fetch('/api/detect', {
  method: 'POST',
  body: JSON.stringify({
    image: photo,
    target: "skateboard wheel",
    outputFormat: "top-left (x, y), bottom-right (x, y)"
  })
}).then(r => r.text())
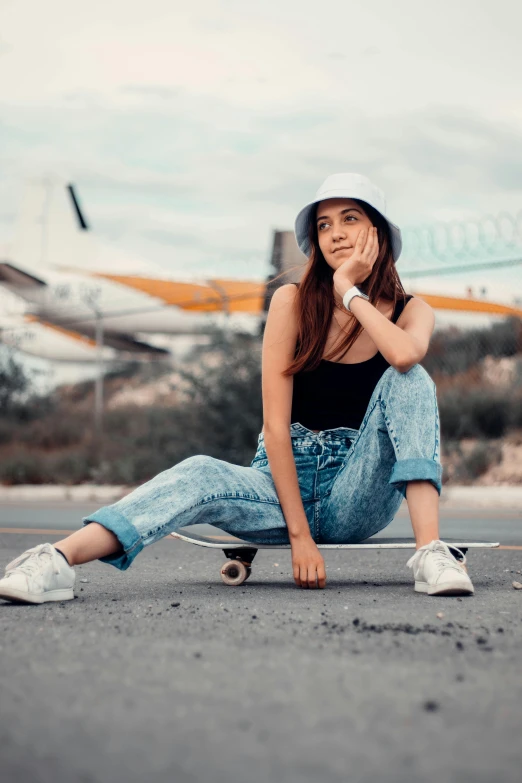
top-left (220, 559), bottom-right (248, 586)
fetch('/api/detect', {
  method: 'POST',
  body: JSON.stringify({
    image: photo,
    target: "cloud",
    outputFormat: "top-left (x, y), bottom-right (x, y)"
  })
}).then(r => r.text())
top-left (383, 109), bottom-right (522, 191)
top-left (1, 0), bottom-right (522, 281)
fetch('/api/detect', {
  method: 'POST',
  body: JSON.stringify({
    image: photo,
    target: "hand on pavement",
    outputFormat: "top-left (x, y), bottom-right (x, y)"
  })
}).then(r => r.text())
top-left (291, 536), bottom-right (326, 589)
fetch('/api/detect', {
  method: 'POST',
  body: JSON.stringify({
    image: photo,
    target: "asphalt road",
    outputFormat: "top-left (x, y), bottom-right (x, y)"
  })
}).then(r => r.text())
top-left (1, 506), bottom-right (521, 783)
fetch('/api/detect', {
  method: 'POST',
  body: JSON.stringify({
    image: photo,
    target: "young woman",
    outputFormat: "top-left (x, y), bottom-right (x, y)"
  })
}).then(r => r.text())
top-left (0, 172), bottom-right (474, 604)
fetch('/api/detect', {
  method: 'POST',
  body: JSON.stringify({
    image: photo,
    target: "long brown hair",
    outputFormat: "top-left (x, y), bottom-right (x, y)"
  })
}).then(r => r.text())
top-left (280, 198), bottom-right (408, 376)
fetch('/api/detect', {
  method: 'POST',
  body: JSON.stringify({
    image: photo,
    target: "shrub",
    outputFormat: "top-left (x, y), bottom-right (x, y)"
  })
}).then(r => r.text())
top-left (439, 388), bottom-right (512, 439)
top-left (0, 455), bottom-right (53, 485)
top-left (18, 413), bottom-right (90, 449)
top-left (424, 316), bottom-right (522, 377)
top-left (2, 325), bottom-right (520, 486)
top-left (460, 440), bottom-right (503, 480)
top-left (469, 394), bottom-right (511, 438)
top-left (0, 418), bottom-right (17, 446)
top-left (0, 350), bottom-right (30, 414)
top-left (49, 451), bottom-right (93, 484)
top-left (508, 394), bottom-right (522, 429)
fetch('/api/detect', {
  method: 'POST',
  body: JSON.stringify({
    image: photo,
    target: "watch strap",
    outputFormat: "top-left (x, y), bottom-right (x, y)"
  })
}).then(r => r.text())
top-left (342, 286), bottom-right (370, 312)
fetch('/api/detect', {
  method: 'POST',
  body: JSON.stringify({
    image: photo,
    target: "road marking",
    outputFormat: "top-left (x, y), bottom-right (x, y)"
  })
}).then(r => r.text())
top-left (0, 528), bottom-right (76, 535)
top-left (0, 529), bottom-right (189, 539)
top-left (498, 545), bottom-right (522, 551)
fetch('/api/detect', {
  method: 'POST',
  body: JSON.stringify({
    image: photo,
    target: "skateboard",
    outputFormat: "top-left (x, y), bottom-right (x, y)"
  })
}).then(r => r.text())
top-left (171, 527), bottom-right (500, 586)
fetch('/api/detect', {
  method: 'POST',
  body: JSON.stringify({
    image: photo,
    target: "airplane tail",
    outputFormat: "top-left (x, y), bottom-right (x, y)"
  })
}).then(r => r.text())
top-left (9, 177), bottom-right (95, 276)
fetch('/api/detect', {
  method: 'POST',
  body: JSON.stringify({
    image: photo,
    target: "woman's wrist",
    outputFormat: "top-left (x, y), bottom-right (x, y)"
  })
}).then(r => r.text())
top-left (288, 528), bottom-right (313, 542)
top-left (332, 276), bottom-right (355, 299)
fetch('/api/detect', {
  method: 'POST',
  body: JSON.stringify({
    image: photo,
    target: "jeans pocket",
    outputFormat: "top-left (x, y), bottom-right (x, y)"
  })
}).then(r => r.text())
top-left (250, 458), bottom-right (270, 470)
top-left (250, 441), bottom-right (268, 468)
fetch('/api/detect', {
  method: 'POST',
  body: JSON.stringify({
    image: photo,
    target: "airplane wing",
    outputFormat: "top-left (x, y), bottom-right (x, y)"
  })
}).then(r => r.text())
top-left (26, 316), bottom-right (170, 355)
top-left (91, 274), bottom-right (266, 313)
top-left (0, 313), bottom-right (171, 361)
top-left (0, 262), bottom-right (46, 288)
top-left (100, 333), bottom-right (170, 355)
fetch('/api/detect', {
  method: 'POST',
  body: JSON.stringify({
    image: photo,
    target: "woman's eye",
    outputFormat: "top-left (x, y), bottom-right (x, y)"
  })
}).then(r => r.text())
top-left (318, 216), bottom-right (356, 230)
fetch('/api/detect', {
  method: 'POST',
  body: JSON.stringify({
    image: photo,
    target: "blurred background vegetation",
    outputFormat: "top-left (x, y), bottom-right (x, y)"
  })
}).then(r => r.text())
top-left (1, 315), bottom-right (522, 486)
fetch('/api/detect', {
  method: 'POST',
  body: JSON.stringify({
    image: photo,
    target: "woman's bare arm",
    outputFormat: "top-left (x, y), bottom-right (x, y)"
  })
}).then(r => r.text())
top-left (261, 284), bottom-right (326, 588)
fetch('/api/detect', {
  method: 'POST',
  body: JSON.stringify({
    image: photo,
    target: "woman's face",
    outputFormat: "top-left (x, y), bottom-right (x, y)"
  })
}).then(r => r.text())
top-left (315, 197), bottom-right (374, 273)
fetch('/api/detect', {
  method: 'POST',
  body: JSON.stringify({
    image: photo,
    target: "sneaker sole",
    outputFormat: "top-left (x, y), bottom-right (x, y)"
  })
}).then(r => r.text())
top-left (0, 586), bottom-right (74, 604)
top-left (414, 581), bottom-right (474, 596)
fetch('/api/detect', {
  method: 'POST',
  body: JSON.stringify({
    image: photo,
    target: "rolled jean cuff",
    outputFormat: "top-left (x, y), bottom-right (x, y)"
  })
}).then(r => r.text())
top-left (82, 505), bottom-right (144, 571)
top-left (388, 458), bottom-right (443, 499)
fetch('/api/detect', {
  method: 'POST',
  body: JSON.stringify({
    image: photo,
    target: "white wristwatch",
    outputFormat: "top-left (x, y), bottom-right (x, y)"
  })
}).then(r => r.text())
top-left (342, 285), bottom-right (370, 312)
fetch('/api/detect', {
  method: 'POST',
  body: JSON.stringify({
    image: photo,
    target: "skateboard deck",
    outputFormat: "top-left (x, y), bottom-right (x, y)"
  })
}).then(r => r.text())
top-left (171, 526), bottom-right (500, 586)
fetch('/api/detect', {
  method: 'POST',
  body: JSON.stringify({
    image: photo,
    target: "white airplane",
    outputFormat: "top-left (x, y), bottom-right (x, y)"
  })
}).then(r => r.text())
top-left (2, 178), bottom-right (521, 363)
top-left (0, 178), bottom-right (266, 362)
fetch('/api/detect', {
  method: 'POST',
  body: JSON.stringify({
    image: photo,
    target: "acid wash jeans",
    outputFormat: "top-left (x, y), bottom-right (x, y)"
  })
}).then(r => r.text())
top-left (82, 363), bottom-right (442, 571)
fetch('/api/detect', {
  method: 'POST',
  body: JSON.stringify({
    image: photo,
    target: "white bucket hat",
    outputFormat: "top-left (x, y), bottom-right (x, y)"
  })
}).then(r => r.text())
top-left (294, 172), bottom-right (402, 262)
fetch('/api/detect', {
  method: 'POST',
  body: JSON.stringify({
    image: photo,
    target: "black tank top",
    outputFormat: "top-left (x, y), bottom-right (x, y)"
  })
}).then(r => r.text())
top-left (290, 293), bottom-right (415, 431)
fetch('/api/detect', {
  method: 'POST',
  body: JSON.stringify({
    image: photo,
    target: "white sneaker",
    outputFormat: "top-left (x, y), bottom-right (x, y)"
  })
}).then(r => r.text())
top-left (406, 539), bottom-right (474, 596)
top-left (0, 543), bottom-right (75, 604)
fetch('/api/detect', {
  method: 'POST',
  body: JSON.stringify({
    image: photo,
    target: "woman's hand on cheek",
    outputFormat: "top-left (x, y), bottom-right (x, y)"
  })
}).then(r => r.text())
top-left (333, 226), bottom-right (379, 293)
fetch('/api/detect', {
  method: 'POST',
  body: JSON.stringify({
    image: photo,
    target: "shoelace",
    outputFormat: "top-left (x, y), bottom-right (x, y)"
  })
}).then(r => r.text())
top-left (5, 543), bottom-right (61, 578)
top-left (406, 540), bottom-right (467, 575)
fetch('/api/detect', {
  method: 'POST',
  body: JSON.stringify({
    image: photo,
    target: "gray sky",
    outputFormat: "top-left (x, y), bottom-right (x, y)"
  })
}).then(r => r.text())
top-left (1, 0), bottom-right (521, 289)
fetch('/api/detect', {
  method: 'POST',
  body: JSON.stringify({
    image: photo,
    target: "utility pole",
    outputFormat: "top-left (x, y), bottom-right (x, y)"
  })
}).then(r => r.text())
top-left (80, 286), bottom-right (104, 455)
top-left (209, 280), bottom-right (231, 341)
top-left (94, 305), bottom-right (104, 443)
